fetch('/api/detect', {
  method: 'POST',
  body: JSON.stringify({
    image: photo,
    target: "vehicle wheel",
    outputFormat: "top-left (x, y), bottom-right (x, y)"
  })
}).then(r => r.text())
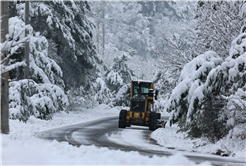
top-left (157, 113), bottom-right (161, 119)
top-left (149, 112), bottom-right (157, 131)
top-left (118, 110), bottom-right (127, 128)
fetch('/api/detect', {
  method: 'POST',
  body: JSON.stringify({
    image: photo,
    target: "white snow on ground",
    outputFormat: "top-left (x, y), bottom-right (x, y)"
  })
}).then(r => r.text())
top-left (151, 123), bottom-right (246, 159)
top-left (108, 125), bottom-right (164, 150)
top-left (2, 104), bottom-right (211, 165)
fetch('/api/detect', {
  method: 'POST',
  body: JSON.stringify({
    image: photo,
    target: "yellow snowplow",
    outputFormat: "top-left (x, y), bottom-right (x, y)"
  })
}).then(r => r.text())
top-left (118, 80), bottom-right (165, 131)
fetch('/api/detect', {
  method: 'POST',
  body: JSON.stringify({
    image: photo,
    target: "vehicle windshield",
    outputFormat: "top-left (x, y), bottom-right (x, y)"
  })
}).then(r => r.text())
top-left (132, 82), bottom-right (151, 97)
top-left (141, 83), bottom-right (150, 94)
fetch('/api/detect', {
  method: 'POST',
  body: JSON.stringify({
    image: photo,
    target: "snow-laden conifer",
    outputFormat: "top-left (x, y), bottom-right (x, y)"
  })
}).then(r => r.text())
top-left (166, 51), bottom-right (223, 141)
top-left (14, 1), bottom-right (100, 89)
top-left (206, 32), bottom-right (246, 144)
top-left (105, 54), bottom-right (133, 93)
top-left (1, 17), bottom-right (32, 74)
top-left (6, 17), bottom-right (68, 121)
top-left (9, 79), bottom-right (68, 122)
top-left (104, 54), bottom-right (134, 106)
top-left (112, 83), bottom-right (131, 107)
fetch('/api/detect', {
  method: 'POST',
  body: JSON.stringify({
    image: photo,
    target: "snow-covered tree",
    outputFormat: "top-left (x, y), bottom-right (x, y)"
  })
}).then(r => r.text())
top-left (1, 17), bottom-right (31, 75)
top-left (156, 32), bottom-right (195, 81)
top-left (13, 1), bottom-right (101, 89)
top-left (94, 77), bottom-right (113, 105)
top-left (5, 16), bottom-right (68, 122)
top-left (193, 1), bottom-right (244, 59)
top-left (112, 83), bottom-right (131, 107)
top-left (105, 54), bottom-right (133, 92)
top-left (9, 79), bottom-right (68, 122)
top-left (88, 1), bottom-right (153, 58)
top-left (167, 6), bottom-right (246, 142)
top-left (208, 32), bottom-right (246, 142)
top-left (166, 51), bottom-right (223, 141)
top-left (139, 1), bottom-right (196, 21)
top-left (9, 17), bottom-right (68, 121)
top-left (104, 54), bottom-right (134, 106)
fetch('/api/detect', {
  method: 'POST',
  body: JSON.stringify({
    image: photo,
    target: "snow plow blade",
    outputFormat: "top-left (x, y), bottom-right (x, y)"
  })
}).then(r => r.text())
top-left (157, 120), bottom-right (167, 128)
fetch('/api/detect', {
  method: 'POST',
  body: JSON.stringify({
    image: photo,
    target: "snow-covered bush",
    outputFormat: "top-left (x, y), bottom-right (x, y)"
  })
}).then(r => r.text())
top-left (94, 78), bottom-right (113, 105)
top-left (152, 70), bottom-right (175, 113)
top-left (166, 51), bottom-right (223, 141)
top-left (9, 79), bottom-right (68, 122)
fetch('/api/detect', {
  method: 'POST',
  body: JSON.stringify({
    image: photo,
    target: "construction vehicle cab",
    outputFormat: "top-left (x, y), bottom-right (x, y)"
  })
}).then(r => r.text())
top-left (118, 80), bottom-right (164, 131)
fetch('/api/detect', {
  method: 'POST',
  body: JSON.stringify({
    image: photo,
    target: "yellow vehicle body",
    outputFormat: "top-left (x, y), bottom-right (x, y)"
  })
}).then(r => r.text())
top-left (118, 80), bottom-right (163, 131)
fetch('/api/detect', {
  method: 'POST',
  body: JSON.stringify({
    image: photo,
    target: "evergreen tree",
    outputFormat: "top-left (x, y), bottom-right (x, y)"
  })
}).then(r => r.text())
top-left (167, 15), bottom-right (246, 142)
top-left (6, 17), bottom-right (68, 122)
top-left (166, 51), bottom-right (223, 142)
top-left (206, 31), bottom-right (246, 142)
top-left (14, 1), bottom-right (101, 90)
top-left (105, 54), bottom-right (133, 92)
top-left (105, 54), bottom-right (134, 106)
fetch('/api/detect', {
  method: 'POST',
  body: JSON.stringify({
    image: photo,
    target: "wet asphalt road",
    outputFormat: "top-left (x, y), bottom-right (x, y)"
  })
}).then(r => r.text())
top-left (39, 116), bottom-right (245, 166)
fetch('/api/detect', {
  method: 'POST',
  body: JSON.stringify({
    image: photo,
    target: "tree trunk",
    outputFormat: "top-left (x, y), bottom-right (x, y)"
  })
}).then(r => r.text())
top-left (24, 1), bottom-right (29, 79)
top-left (1, 1), bottom-right (9, 134)
top-left (96, 2), bottom-right (100, 54)
top-left (102, 1), bottom-right (105, 56)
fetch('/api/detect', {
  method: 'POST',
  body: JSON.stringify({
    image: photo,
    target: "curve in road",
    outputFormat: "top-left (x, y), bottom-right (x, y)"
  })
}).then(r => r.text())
top-left (39, 116), bottom-right (245, 166)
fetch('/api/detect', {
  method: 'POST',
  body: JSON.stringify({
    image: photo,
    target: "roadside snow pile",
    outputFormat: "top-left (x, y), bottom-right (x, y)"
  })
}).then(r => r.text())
top-left (2, 136), bottom-right (211, 165)
top-left (151, 123), bottom-right (245, 159)
top-left (9, 104), bottom-right (119, 138)
top-left (2, 104), bottom-right (210, 165)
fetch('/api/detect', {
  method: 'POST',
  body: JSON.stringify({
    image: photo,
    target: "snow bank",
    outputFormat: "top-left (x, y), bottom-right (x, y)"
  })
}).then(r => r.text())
top-left (151, 123), bottom-right (246, 159)
top-left (2, 136), bottom-right (210, 165)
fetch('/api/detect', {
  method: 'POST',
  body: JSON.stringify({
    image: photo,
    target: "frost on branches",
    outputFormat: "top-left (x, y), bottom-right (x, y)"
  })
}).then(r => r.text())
top-left (194, 1), bottom-right (244, 59)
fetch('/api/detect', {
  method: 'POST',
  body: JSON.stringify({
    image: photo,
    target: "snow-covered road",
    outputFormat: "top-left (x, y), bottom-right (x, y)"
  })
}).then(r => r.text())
top-left (2, 104), bottom-right (245, 165)
top-left (40, 115), bottom-right (245, 166)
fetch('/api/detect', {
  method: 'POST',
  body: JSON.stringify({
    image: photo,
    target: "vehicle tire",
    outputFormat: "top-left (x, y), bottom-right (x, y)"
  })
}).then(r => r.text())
top-left (149, 112), bottom-right (157, 131)
top-left (118, 110), bottom-right (127, 128)
top-left (157, 113), bottom-right (161, 119)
